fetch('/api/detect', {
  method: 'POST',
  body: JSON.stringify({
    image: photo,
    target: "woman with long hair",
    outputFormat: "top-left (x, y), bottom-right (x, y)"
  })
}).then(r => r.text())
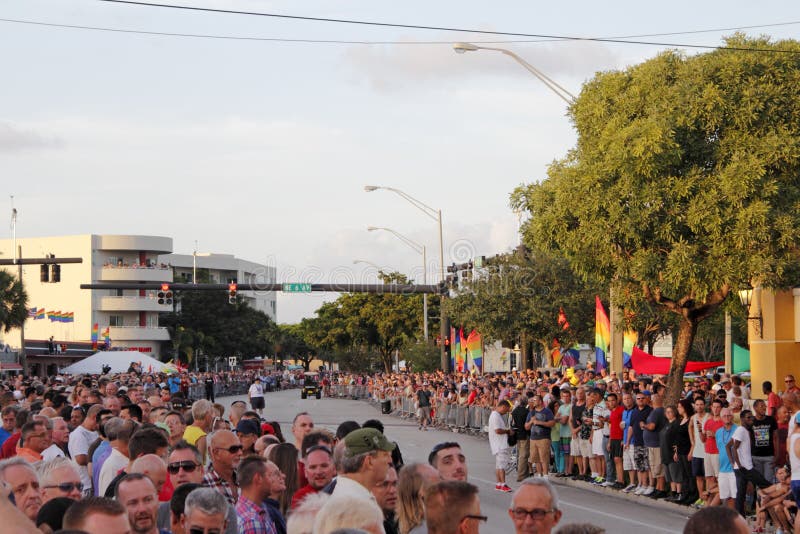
top-left (397, 464), bottom-right (438, 534)
top-left (267, 442), bottom-right (299, 516)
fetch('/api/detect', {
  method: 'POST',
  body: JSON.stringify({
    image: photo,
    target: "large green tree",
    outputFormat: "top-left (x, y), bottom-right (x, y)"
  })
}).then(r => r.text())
top-left (512, 35), bottom-right (800, 405)
top-left (445, 249), bottom-right (601, 368)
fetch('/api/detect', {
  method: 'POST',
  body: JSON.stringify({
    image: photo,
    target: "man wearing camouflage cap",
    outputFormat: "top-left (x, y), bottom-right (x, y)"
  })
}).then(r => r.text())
top-left (332, 427), bottom-right (395, 502)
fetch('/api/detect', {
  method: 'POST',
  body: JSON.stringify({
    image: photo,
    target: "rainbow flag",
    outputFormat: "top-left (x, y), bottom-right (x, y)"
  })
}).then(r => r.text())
top-left (455, 327), bottom-right (466, 372)
top-left (551, 339), bottom-right (562, 368)
top-left (465, 329), bottom-right (483, 372)
top-left (623, 330), bottom-right (638, 368)
top-left (449, 327), bottom-right (457, 371)
top-left (91, 323), bottom-right (99, 350)
top-left (102, 327), bottom-right (111, 348)
top-left (558, 307), bottom-right (570, 330)
top-left (35, 308), bottom-right (45, 320)
top-left (595, 296), bottom-right (610, 371)
top-left (28, 307), bottom-right (37, 318)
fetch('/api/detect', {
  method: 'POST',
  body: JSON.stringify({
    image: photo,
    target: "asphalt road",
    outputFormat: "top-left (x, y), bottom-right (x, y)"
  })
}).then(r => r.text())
top-left (217, 389), bottom-right (690, 533)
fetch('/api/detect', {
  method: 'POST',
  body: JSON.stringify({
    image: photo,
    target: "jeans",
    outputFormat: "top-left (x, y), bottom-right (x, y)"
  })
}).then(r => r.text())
top-left (602, 435), bottom-right (614, 482)
top-left (752, 456), bottom-right (775, 484)
top-left (734, 467), bottom-right (771, 515)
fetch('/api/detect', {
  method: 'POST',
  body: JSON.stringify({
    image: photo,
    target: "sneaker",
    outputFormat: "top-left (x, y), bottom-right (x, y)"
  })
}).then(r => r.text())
top-left (622, 484), bottom-right (637, 493)
top-left (601, 481), bottom-right (615, 487)
top-left (495, 483), bottom-right (502, 491)
top-left (692, 499), bottom-right (705, 508)
top-left (499, 484), bottom-right (513, 493)
top-left (633, 486), bottom-right (645, 495)
top-left (612, 482), bottom-right (626, 490)
top-left (642, 486), bottom-right (655, 496)
top-left (592, 477), bottom-right (605, 485)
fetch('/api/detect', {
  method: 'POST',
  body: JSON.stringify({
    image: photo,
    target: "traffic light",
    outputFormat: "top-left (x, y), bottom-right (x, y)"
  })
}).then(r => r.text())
top-left (228, 282), bottom-right (237, 304)
top-left (40, 264), bottom-right (49, 283)
top-left (50, 264), bottom-right (61, 283)
top-left (157, 284), bottom-right (173, 305)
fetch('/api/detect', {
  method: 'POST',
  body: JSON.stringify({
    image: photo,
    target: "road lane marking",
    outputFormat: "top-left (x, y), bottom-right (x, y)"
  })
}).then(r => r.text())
top-left (559, 499), bottom-right (684, 533)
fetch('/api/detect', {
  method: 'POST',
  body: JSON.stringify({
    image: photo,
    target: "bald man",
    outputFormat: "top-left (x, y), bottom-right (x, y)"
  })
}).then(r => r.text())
top-left (131, 454), bottom-right (168, 495)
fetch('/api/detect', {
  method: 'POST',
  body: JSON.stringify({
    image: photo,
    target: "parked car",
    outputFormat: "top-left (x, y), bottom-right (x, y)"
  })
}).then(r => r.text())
top-left (301, 371), bottom-right (321, 399)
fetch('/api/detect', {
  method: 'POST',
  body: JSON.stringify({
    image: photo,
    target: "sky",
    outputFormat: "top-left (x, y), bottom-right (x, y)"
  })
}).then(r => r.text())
top-left (2, 0), bottom-right (800, 323)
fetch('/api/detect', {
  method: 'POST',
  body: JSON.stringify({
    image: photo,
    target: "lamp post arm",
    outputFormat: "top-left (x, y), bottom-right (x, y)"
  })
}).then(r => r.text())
top-left (494, 48), bottom-right (576, 103)
top-left (384, 187), bottom-right (439, 222)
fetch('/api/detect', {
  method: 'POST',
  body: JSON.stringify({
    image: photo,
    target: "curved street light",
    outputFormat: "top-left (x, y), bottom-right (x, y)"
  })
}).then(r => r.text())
top-left (367, 226), bottom-right (428, 340)
top-left (453, 42), bottom-right (576, 104)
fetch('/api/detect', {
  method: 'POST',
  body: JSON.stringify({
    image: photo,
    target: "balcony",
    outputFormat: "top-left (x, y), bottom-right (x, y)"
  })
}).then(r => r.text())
top-left (99, 296), bottom-right (172, 312)
top-left (109, 326), bottom-right (170, 341)
top-left (98, 266), bottom-right (173, 283)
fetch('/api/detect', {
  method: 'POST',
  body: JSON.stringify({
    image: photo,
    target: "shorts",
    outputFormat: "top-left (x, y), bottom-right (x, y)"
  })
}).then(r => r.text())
top-left (791, 480), bottom-right (800, 508)
top-left (634, 446), bottom-right (650, 472)
top-left (591, 430), bottom-right (606, 456)
top-left (718, 472), bottom-right (737, 500)
top-left (609, 439), bottom-right (623, 459)
top-left (623, 445), bottom-right (635, 471)
top-left (691, 457), bottom-right (705, 478)
top-left (647, 447), bottom-right (664, 477)
top-left (570, 437), bottom-right (587, 457)
top-left (704, 454), bottom-right (720, 478)
top-left (559, 437), bottom-right (571, 455)
top-left (495, 448), bottom-right (512, 470)
top-left (250, 396), bottom-right (265, 409)
top-left (530, 439), bottom-right (552, 466)
top-left (578, 438), bottom-right (593, 458)
top-left (417, 407), bottom-right (431, 420)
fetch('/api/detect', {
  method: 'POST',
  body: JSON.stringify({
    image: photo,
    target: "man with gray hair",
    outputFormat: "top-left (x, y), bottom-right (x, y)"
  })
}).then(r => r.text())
top-left (42, 416), bottom-right (70, 461)
top-left (332, 428), bottom-right (395, 502)
top-left (508, 478), bottom-right (562, 534)
top-left (98, 417), bottom-right (137, 496)
top-left (0, 456), bottom-right (42, 522)
top-left (182, 487), bottom-right (229, 534)
top-left (37, 456), bottom-right (84, 503)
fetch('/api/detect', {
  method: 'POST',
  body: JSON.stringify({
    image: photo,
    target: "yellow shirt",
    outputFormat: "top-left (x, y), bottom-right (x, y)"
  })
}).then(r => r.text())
top-left (183, 425), bottom-right (206, 446)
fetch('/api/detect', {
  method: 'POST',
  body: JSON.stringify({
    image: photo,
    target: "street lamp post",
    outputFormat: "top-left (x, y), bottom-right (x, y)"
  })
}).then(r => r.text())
top-left (192, 241), bottom-right (212, 285)
top-left (365, 186), bottom-right (448, 369)
top-left (453, 42), bottom-right (576, 104)
top-left (367, 226), bottom-right (428, 341)
top-left (353, 259), bottom-right (382, 271)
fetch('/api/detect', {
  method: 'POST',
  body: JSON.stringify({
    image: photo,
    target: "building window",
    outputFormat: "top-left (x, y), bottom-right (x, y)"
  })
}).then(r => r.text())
top-left (110, 289), bottom-right (123, 297)
top-left (109, 315), bottom-right (124, 327)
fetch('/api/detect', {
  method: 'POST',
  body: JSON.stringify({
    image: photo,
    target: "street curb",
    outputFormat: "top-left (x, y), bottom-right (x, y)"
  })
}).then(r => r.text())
top-left (549, 477), bottom-right (695, 516)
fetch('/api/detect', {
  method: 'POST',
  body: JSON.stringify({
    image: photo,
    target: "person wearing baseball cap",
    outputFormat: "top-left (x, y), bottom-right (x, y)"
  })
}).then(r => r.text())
top-left (331, 428), bottom-right (395, 502)
top-left (235, 419), bottom-right (260, 455)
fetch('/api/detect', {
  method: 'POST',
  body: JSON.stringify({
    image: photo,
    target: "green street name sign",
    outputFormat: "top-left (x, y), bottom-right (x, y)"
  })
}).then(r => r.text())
top-left (282, 283), bottom-right (312, 293)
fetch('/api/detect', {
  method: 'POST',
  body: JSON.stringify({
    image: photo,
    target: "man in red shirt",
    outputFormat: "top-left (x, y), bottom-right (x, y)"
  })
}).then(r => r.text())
top-left (606, 393), bottom-right (625, 489)
top-left (290, 445), bottom-right (335, 509)
top-left (700, 399), bottom-right (725, 507)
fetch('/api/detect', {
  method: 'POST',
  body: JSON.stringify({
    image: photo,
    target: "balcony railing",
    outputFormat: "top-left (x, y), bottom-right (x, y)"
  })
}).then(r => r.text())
top-left (108, 326), bottom-right (170, 341)
top-left (98, 267), bottom-right (173, 283)
top-left (99, 296), bottom-right (172, 312)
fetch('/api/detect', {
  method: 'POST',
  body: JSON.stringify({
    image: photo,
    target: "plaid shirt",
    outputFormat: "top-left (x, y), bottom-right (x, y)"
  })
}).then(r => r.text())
top-left (236, 495), bottom-right (277, 534)
top-left (202, 466), bottom-right (239, 506)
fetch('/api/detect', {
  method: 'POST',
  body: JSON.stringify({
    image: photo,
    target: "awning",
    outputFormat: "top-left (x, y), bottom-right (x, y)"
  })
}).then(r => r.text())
top-left (0, 363), bottom-right (23, 371)
top-left (630, 347), bottom-right (721, 375)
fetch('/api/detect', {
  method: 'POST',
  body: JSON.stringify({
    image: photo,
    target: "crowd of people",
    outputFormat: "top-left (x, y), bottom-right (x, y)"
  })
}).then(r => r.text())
top-left (0, 364), bottom-right (796, 534)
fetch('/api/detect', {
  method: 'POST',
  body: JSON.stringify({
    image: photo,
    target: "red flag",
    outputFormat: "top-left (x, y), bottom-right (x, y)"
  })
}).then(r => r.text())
top-left (558, 307), bottom-right (570, 330)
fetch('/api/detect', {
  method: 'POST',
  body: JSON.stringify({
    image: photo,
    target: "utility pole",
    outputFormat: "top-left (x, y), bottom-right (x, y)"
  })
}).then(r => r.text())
top-left (17, 245), bottom-right (25, 374)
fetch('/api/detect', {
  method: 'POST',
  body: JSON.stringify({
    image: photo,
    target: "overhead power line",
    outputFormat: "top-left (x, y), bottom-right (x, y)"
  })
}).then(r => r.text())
top-left (93, 0), bottom-right (800, 53)
top-left (4, 14), bottom-right (800, 46)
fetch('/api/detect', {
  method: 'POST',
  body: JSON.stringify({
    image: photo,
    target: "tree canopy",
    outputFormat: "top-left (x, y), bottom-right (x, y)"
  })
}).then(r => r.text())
top-left (0, 271), bottom-right (27, 333)
top-left (512, 35), bottom-right (800, 404)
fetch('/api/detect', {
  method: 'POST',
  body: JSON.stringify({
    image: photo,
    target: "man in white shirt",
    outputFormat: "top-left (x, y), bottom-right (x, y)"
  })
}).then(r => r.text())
top-left (98, 417), bottom-right (136, 496)
top-left (68, 404), bottom-right (102, 496)
top-left (728, 410), bottom-right (770, 516)
top-left (42, 417), bottom-right (70, 461)
top-left (488, 400), bottom-right (513, 493)
top-left (331, 427), bottom-right (395, 502)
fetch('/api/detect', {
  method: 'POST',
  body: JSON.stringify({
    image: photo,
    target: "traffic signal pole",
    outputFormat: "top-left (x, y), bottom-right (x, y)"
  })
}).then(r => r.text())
top-left (81, 282), bottom-right (446, 294)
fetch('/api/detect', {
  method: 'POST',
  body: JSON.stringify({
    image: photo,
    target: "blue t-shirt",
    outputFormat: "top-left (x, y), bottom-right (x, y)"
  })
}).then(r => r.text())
top-left (622, 408), bottom-right (634, 443)
top-left (628, 406), bottom-right (652, 447)
top-left (168, 376), bottom-right (181, 394)
top-left (0, 427), bottom-right (11, 449)
top-left (716, 424), bottom-right (738, 473)
top-left (526, 408), bottom-right (554, 440)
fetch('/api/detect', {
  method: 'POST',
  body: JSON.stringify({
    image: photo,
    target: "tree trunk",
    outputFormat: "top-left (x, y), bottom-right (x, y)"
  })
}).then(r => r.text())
top-left (519, 332), bottom-right (528, 371)
top-left (665, 317), bottom-right (699, 406)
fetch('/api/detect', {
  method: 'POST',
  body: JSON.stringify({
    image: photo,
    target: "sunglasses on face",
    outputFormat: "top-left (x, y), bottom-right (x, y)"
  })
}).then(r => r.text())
top-left (44, 482), bottom-right (84, 493)
top-left (215, 445), bottom-right (243, 454)
top-left (167, 461), bottom-right (200, 475)
top-left (461, 515), bottom-right (488, 523)
top-left (512, 508), bottom-right (555, 520)
top-left (189, 529), bottom-right (222, 534)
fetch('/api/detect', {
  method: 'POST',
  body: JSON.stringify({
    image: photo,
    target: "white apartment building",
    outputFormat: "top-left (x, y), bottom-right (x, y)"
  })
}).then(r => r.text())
top-left (0, 234), bottom-right (173, 374)
top-left (159, 253), bottom-right (277, 321)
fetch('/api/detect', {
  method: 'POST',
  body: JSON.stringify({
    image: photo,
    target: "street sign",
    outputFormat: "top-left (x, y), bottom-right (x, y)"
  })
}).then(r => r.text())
top-left (282, 283), bottom-right (312, 293)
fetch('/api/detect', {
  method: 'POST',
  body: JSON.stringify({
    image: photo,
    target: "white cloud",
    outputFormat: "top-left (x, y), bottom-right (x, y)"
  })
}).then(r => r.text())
top-left (0, 121), bottom-right (64, 152)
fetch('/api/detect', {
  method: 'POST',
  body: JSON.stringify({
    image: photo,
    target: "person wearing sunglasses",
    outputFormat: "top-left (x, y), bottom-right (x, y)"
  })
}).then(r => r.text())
top-left (38, 456), bottom-right (84, 503)
top-left (182, 487), bottom-right (230, 534)
top-left (424, 480), bottom-right (484, 534)
top-left (508, 478), bottom-right (562, 534)
top-left (204, 430), bottom-right (243, 506)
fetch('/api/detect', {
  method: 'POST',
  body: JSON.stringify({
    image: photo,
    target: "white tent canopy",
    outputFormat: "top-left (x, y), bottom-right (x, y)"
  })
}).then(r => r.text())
top-left (61, 351), bottom-right (167, 375)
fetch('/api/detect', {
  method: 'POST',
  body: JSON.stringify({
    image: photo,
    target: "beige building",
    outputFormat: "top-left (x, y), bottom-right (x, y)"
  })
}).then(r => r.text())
top-left (0, 234), bottom-right (173, 373)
